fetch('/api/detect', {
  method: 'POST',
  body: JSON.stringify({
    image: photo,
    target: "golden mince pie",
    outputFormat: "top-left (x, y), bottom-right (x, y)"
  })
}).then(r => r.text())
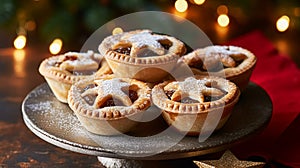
top-left (180, 45), bottom-right (256, 90)
top-left (39, 50), bottom-right (112, 103)
top-left (68, 76), bottom-right (151, 135)
top-left (152, 76), bottom-right (240, 136)
top-left (98, 29), bottom-right (186, 82)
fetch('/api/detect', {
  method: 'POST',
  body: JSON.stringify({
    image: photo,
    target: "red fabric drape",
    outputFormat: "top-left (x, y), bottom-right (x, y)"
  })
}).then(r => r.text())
top-left (227, 31), bottom-right (300, 167)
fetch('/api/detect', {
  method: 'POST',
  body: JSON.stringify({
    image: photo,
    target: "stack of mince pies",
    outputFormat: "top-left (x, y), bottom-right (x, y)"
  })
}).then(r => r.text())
top-left (39, 29), bottom-right (256, 136)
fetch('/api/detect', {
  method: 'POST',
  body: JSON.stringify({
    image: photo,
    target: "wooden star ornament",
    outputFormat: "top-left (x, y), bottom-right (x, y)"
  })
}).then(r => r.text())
top-left (193, 150), bottom-right (265, 168)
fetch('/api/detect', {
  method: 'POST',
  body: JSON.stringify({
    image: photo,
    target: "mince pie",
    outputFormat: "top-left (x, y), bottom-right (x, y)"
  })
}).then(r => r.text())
top-left (39, 50), bottom-right (112, 103)
top-left (98, 29), bottom-right (186, 82)
top-left (68, 76), bottom-right (151, 135)
top-left (151, 76), bottom-right (240, 136)
top-left (180, 45), bottom-right (256, 90)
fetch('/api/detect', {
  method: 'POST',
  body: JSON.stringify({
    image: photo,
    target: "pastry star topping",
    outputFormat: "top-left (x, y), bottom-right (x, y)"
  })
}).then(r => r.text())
top-left (81, 78), bottom-right (132, 108)
top-left (164, 77), bottom-right (225, 103)
top-left (194, 150), bottom-right (265, 168)
top-left (55, 51), bottom-right (100, 72)
top-left (117, 30), bottom-right (167, 57)
top-left (198, 46), bottom-right (248, 70)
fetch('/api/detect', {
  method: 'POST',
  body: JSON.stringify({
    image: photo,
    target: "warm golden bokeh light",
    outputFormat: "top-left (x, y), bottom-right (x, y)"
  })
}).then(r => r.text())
top-left (13, 49), bottom-right (26, 77)
top-left (14, 35), bottom-right (27, 49)
top-left (217, 14), bottom-right (230, 27)
top-left (276, 15), bottom-right (290, 32)
top-left (194, 0), bottom-right (205, 5)
top-left (217, 5), bottom-right (228, 15)
top-left (175, 0), bottom-right (188, 13)
top-left (112, 27), bottom-right (123, 35)
top-left (49, 38), bottom-right (63, 55)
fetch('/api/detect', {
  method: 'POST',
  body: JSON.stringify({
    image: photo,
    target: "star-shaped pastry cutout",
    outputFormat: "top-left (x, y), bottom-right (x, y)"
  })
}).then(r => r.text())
top-left (120, 30), bottom-right (167, 57)
top-left (59, 51), bottom-right (99, 72)
top-left (200, 46), bottom-right (247, 70)
top-left (194, 150), bottom-right (265, 168)
top-left (164, 77), bottom-right (224, 103)
top-left (81, 78), bottom-right (132, 108)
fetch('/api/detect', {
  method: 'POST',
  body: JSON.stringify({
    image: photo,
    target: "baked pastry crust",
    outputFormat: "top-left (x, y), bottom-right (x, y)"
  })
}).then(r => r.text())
top-left (68, 76), bottom-right (151, 135)
top-left (152, 76), bottom-right (240, 136)
top-left (39, 50), bottom-right (112, 103)
top-left (99, 29), bottom-right (186, 82)
top-left (180, 45), bottom-right (256, 90)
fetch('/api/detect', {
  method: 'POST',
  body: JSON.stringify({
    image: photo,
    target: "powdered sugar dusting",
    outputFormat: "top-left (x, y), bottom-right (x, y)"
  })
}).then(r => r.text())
top-left (26, 101), bottom-right (53, 112)
top-left (178, 77), bottom-right (207, 97)
top-left (61, 50), bottom-right (100, 71)
top-left (122, 30), bottom-right (165, 49)
top-left (121, 30), bottom-right (166, 56)
top-left (25, 85), bottom-right (89, 140)
top-left (81, 78), bottom-right (132, 107)
top-left (46, 50), bottom-right (102, 72)
top-left (205, 46), bottom-right (241, 56)
top-left (30, 87), bottom-right (48, 98)
top-left (95, 78), bottom-right (130, 98)
top-left (27, 100), bottom-right (87, 137)
top-left (166, 77), bottom-right (222, 103)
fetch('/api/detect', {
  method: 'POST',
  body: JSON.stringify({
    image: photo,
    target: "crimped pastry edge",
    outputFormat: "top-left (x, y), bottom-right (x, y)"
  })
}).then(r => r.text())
top-left (68, 77), bottom-right (152, 120)
top-left (105, 50), bottom-right (179, 65)
top-left (151, 75), bottom-right (240, 114)
top-left (39, 54), bottom-right (112, 84)
top-left (181, 45), bottom-right (257, 77)
top-left (99, 29), bottom-right (186, 65)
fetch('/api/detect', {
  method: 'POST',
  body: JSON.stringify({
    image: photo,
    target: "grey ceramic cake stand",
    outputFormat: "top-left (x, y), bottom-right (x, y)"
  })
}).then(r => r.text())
top-left (22, 83), bottom-right (272, 168)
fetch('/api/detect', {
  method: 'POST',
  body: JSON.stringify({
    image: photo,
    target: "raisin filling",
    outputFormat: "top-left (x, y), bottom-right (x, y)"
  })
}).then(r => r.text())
top-left (113, 39), bottom-right (172, 57)
top-left (159, 39), bottom-right (172, 50)
top-left (204, 82), bottom-right (228, 102)
top-left (114, 47), bottom-right (131, 55)
top-left (165, 90), bottom-right (175, 100)
top-left (54, 55), bottom-right (78, 67)
top-left (165, 88), bottom-right (227, 103)
top-left (190, 56), bottom-right (245, 72)
top-left (189, 59), bottom-right (205, 71)
top-left (203, 94), bottom-right (226, 102)
top-left (99, 97), bottom-right (124, 108)
top-left (161, 43), bottom-right (172, 50)
top-left (234, 60), bottom-right (243, 67)
top-left (165, 90), bottom-right (200, 104)
top-left (53, 55), bottom-right (100, 75)
top-left (129, 90), bottom-right (138, 103)
top-left (64, 55), bottom-right (78, 61)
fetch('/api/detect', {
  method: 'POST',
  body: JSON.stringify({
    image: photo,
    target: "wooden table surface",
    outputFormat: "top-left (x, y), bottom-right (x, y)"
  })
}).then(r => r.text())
top-left (0, 47), bottom-right (106, 167)
top-left (0, 11), bottom-right (299, 167)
